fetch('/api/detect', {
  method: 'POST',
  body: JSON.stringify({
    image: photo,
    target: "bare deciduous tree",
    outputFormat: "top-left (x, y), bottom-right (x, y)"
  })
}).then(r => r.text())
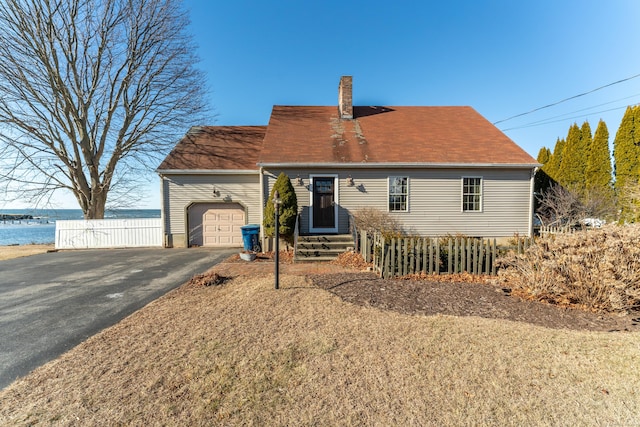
top-left (0, 0), bottom-right (207, 218)
top-left (536, 184), bottom-right (615, 227)
top-left (536, 185), bottom-right (584, 227)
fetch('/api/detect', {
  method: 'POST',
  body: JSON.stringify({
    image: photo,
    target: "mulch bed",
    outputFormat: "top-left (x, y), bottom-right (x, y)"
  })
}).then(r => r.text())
top-left (309, 272), bottom-right (640, 332)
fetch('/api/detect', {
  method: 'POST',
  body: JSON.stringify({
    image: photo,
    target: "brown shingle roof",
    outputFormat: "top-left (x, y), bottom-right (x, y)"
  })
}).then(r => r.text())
top-left (158, 126), bottom-right (266, 171)
top-left (258, 106), bottom-right (537, 165)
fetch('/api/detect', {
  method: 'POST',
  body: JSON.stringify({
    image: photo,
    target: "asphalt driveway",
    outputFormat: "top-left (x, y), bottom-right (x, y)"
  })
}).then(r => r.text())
top-left (0, 247), bottom-right (235, 390)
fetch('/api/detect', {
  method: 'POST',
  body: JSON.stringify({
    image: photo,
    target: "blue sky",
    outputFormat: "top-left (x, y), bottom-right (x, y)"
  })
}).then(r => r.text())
top-left (188, 0), bottom-right (640, 156)
top-left (11, 0), bottom-right (640, 209)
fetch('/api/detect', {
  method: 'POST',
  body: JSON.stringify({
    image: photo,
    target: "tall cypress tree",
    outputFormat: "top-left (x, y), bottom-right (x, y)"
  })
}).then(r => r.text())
top-left (558, 123), bottom-right (585, 191)
top-left (614, 106), bottom-right (640, 191)
top-left (544, 138), bottom-right (565, 183)
top-left (580, 121), bottom-right (593, 166)
top-left (535, 147), bottom-right (554, 196)
top-left (585, 120), bottom-right (614, 218)
top-left (613, 106), bottom-right (640, 222)
top-left (585, 120), bottom-right (612, 192)
top-left (537, 147), bottom-right (551, 165)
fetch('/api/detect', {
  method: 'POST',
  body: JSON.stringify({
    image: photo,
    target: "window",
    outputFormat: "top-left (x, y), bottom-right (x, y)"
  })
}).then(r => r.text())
top-left (462, 177), bottom-right (482, 212)
top-left (388, 176), bottom-right (408, 212)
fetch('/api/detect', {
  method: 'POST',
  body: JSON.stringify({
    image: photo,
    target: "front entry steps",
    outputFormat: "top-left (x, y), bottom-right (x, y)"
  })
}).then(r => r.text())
top-left (295, 234), bottom-right (354, 262)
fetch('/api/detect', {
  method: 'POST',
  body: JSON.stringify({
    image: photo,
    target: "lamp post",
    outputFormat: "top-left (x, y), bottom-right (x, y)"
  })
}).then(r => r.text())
top-left (273, 190), bottom-right (281, 290)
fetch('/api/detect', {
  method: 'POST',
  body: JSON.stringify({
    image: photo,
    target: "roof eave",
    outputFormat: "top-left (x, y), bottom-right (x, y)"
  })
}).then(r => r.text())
top-left (157, 169), bottom-right (260, 175)
top-left (257, 162), bottom-right (541, 169)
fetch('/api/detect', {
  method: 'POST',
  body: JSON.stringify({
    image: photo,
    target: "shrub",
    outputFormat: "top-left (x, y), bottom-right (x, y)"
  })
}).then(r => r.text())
top-left (496, 224), bottom-right (640, 314)
top-left (263, 173), bottom-right (298, 244)
top-left (351, 207), bottom-right (404, 239)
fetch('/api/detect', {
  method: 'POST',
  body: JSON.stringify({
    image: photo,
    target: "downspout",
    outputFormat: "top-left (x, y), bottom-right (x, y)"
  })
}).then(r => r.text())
top-left (159, 175), bottom-right (168, 247)
top-left (259, 166), bottom-right (265, 251)
top-left (528, 167), bottom-right (537, 237)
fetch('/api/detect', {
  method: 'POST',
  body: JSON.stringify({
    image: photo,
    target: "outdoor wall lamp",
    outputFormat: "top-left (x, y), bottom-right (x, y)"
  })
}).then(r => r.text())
top-left (346, 175), bottom-right (354, 187)
top-left (296, 175), bottom-right (304, 186)
top-left (212, 186), bottom-right (220, 197)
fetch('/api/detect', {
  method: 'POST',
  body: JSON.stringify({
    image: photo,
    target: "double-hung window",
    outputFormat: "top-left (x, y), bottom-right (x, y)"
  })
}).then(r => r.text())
top-left (462, 177), bottom-right (482, 212)
top-left (388, 176), bottom-right (408, 212)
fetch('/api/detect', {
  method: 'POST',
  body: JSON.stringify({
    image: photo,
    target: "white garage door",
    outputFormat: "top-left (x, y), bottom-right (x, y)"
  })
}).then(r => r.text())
top-left (188, 203), bottom-right (245, 247)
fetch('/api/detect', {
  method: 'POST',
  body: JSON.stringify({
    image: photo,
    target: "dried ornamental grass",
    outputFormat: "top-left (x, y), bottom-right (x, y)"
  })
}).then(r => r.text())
top-left (497, 224), bottom-right (640, 314)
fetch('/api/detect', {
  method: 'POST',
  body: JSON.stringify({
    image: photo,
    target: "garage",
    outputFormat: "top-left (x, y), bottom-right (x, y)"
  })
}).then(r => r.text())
top-left (188, 203), bottom-right (246, 247)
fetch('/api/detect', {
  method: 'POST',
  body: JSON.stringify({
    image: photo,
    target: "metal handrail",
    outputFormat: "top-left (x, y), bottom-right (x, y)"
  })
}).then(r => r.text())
top-left (348, 213), bottom-right (359, 253)
top-left (293, 213), bottom-right (300, 262)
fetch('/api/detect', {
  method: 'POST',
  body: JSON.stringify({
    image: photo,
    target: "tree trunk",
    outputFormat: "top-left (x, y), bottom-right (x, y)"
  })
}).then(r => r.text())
top-left (78, 188), bottom-right (107, 219)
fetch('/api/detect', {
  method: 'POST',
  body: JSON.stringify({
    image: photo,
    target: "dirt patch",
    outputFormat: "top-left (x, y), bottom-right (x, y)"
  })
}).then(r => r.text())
top-left (0, 244), bottom-right (55, 261)
top-left (187, 272), bottom-right (231, 287)
top-left (310, 272), bottom-right (640, 332)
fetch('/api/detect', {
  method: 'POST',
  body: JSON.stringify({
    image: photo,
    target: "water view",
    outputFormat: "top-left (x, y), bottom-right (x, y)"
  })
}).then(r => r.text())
top-left (0, 209), bottom-right (161, 246)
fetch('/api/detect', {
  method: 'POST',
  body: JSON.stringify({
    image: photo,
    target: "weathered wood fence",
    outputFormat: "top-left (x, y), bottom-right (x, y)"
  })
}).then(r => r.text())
top-left (538, 225), bottom-right (575, 237)
top-left (358, 231), bottom-right (534, 278)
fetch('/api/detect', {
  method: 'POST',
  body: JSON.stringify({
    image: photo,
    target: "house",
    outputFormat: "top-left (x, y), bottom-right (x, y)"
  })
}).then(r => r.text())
top-left (157, 76), bottom-right (539, 249)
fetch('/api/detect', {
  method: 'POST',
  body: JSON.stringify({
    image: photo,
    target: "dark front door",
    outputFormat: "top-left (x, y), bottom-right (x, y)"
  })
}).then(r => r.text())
top-left (313, 177), bottom-right (335, 229)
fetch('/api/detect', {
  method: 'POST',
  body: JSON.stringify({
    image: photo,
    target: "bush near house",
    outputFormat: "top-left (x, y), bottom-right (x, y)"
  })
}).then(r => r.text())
top-left (263, 173), bottom-right (298, 244)
top-left (351, 207), bottom-right (404, 239)
top-left (496, 224), bottom-right (640, 314)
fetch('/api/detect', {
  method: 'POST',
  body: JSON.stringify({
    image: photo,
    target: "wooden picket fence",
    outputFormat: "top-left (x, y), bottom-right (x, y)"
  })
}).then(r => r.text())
top-left (538, 225), bottom-right (575, 237)
top-left (358, 231), bottom-right (534, 278)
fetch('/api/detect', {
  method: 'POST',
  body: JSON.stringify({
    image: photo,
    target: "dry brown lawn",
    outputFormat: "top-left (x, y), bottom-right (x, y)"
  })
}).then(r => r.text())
top-left (1, 265), bottom-right (639, 426)
top-left (0, 244), bottom-right (54, 261)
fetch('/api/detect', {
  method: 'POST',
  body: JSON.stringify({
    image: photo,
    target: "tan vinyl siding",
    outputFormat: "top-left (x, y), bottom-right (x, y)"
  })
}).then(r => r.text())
top-left (161, 174), bottom-right (261, 246)
top-left (264, 167), bottom-right (533, 238)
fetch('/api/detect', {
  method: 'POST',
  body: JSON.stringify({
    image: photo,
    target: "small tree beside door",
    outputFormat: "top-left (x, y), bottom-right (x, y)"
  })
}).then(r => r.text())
top-left (263, 173), bottom-right (298, 244)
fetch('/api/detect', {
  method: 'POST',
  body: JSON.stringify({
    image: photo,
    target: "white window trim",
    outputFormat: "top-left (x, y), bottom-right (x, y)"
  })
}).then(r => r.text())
top-left (387, 176), bottom-right (409, 213)
top-left (309, 174), bottom-right (339, 233)
top-left (461, 176), bottom-right (483, 213)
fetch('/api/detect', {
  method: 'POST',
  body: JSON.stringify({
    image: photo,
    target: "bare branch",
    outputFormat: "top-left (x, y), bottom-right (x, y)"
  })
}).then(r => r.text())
top-left (0, 0), bottom-right (208, 218)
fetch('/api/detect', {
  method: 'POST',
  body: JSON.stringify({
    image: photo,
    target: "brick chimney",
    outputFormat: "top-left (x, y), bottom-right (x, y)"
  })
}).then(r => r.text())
top-left (338, 76), bottom-right (353, 119)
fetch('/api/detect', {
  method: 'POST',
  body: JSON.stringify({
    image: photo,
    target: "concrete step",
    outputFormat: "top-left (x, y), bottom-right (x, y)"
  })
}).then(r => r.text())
top-left (295, 234), bottom-right (353, 262)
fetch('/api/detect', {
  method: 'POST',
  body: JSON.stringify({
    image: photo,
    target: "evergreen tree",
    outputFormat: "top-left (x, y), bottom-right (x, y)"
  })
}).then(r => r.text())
top-left (544, 138), bottom-right (565, 183)
top-left (263, 172), bottom-right (298, 244)
top-left (613, 106), bottom-right (640, 222)
top-left (585, 120), bottom-right (615, 220)
top-left (614, 106), bottom-right (640, 191)
top-left (534, 147), bottom-right (554, 197)
top-left (580, 121), bottom-right (593, 168)
top-left (537, 147), bottom-right (551, 165)
top-left (559, 123), bottom-right (587, 193)
top-left (585, 120), bottom-right (613, 193)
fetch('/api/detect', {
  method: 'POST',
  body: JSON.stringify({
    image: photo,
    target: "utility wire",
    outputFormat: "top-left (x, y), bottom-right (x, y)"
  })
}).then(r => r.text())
top-left (499, 93), bottom-right (640, 131)
top-left (493, 73), bottom-right (640, 125)
top-left (501, 104), bottom-right (633, 132)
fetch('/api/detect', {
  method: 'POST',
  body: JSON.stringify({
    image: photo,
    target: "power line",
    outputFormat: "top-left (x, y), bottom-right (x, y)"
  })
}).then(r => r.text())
top-left (499, 94), bottom-right (640, 131)
top-left (493, 73), bottom-right (640, 125)
top-left (500, 104), bottom-right (633, 132)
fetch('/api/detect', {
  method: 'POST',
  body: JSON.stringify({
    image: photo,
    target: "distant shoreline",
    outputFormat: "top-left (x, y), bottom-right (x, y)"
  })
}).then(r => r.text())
top-left (0, 209), bottom-right (161, 246)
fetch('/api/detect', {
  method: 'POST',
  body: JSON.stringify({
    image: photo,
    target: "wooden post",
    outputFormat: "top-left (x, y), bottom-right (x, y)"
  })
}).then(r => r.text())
top-left (390, 238), bottom-right (396, 278)
top-left (455, 238), bottom-right (460, 273)
top-left (484, 239), bottom-right (490, 274)
top-left (404, 238), bottom-right (410, 276)
top-left (448, 239), bottom-right (453, 274)
top-left (425, 239), bottom-right (433, 274)
top-left (491, 239), bottom-right (497, 276)
top-left (381, 236), bottom-right (387, 277)
top-left (435, 238), bottom-right (440, 275)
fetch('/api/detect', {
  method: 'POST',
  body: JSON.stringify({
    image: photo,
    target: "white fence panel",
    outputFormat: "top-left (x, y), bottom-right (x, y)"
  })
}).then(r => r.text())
top-left (55, 218), bottom-right (163, 249)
